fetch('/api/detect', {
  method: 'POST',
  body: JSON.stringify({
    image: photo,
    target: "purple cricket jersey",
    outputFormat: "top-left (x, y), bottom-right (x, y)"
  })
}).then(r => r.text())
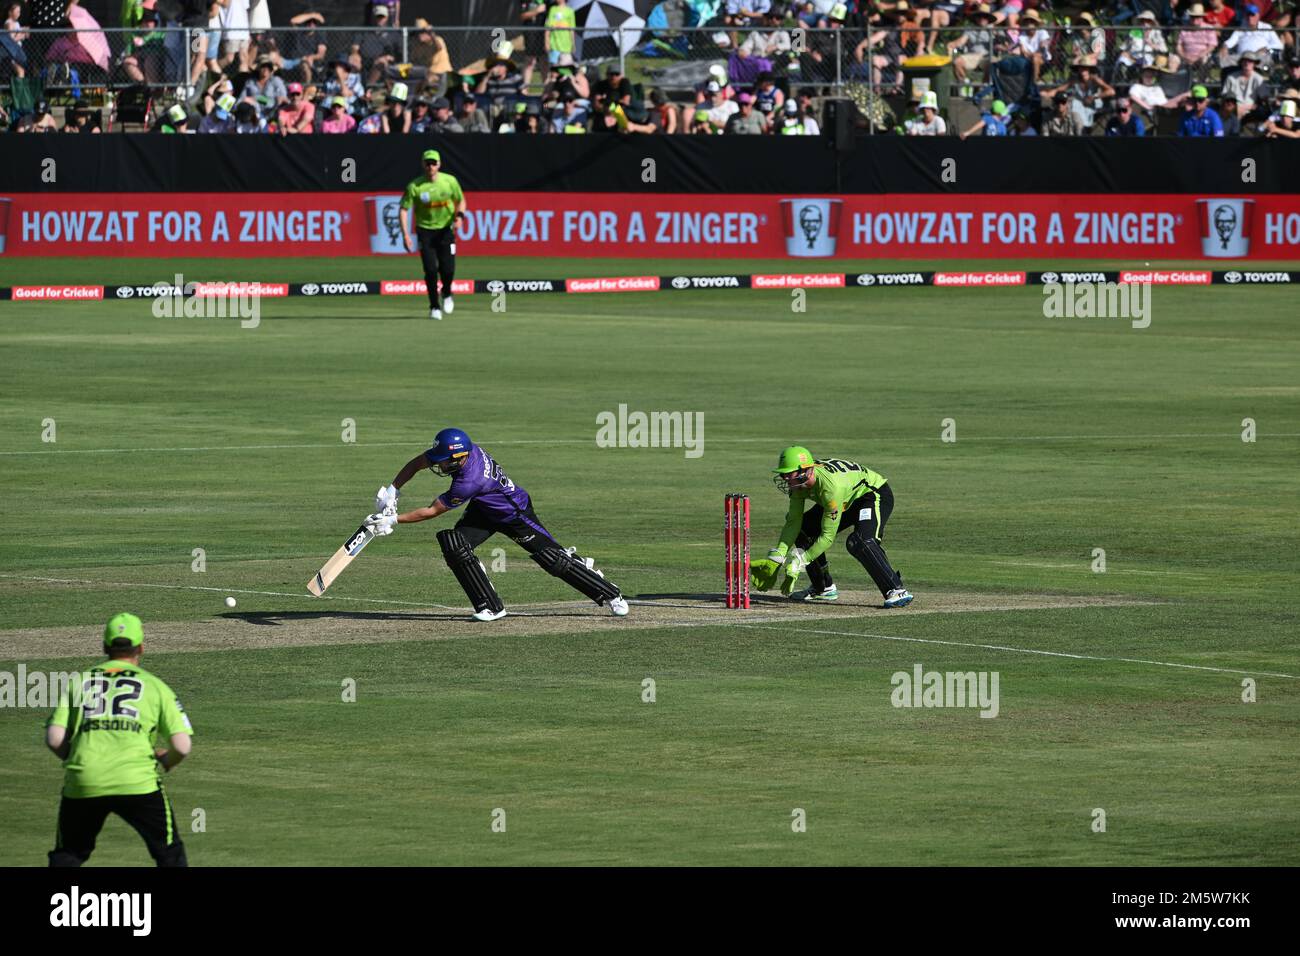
top-left (432, 445), bottom-right (534, 521)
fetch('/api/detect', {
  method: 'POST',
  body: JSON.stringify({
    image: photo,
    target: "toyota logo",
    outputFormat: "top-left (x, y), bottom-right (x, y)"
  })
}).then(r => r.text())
top-left (671, 276), bottom-right (691, 289)
top-left (856, 273), bottom-right (876, 286)
top-left (116, 286), bottom-right (134, 298)
top-left (1040, 272), bottom-right (1059, 284)
top-left (1224, 271), bottom-right (1242, 284)
top-left (301, 283), bottom-right (320, 296)
top-left (486, 280), bottom-right (505, 293)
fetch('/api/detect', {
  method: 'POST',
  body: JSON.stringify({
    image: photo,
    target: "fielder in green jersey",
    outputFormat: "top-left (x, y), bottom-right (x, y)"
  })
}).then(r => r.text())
top-left (751, 445), bottom-right (914, 608)
top-left (400, 148), bottom-right (468, 319)
top-left (45, 613), bottom-right (193, 866)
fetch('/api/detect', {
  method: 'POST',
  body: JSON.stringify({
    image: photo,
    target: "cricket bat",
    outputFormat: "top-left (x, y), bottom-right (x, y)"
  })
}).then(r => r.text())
top-left (307, 521), bottom-right (376, 596)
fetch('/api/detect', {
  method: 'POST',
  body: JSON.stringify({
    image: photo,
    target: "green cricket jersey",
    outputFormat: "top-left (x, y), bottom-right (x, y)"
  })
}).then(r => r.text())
top-left (546, 5), bottom-right (577, 54)
top-left (400, 172), bottom-right (465, 230)
top-left (776, 458), bottom-right (889, 562)
top-left (47, 661), bottom-right (194, 799)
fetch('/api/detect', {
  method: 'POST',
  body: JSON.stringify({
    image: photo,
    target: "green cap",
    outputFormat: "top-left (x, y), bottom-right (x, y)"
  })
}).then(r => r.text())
top-left (991, 100), bottom-right (1008, 116)
top-left (422, 148), bottom-right (441, 163)
top-left (773, 445), bottom-right (814, 474)
top-left (1191, 84), bottom-right (1209, 99)
top-left (104, 612), bottom-right (144, 648)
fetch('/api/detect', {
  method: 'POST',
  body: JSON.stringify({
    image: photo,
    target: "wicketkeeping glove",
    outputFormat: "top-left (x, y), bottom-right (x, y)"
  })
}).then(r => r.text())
top-left (749, 558), bottom-right (781, 592)
top-left (779, 548), bottom-right (808, 596)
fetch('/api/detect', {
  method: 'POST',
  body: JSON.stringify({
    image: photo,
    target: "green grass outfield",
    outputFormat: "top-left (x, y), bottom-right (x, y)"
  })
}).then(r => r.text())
top-left (1, 256), bottom-right (1297, 866)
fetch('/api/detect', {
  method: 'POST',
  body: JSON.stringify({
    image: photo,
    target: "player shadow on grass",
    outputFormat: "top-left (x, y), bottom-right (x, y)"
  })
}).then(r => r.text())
top-left (632, 592), bottom-right (793, 606)
top-left (222, 610), bottom-right (601, 627)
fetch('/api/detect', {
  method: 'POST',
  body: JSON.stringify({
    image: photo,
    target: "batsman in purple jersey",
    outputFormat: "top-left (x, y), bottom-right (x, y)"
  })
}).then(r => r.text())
top-left (366, 428), bottom-right (628, 622)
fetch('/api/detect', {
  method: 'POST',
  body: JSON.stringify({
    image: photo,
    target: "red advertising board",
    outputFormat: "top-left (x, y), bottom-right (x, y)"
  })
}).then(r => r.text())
top-left (3, 192), bottom-right (1300, 259)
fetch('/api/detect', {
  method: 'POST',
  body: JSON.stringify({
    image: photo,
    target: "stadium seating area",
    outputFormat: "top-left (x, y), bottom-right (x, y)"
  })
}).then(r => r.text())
top-left (2, 0), bottom-right (1298, 136)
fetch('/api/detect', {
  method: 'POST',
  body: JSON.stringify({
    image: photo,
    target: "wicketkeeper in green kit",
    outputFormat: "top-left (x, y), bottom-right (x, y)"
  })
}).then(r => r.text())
top-left (751, 446), bottom-right (914, 608)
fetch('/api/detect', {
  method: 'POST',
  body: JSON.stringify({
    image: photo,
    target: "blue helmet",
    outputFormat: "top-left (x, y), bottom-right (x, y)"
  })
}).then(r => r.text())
top-left (426, 427), bottom-right (473, 473)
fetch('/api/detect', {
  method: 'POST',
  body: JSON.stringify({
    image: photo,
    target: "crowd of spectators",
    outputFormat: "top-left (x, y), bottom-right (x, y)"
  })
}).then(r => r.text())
top-left (2, 1), bottom-right (1298, 136)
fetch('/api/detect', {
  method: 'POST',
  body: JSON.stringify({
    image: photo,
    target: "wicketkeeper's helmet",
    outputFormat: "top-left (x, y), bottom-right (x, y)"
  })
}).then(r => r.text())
top-left (772, 445), bottom-right (815, 494)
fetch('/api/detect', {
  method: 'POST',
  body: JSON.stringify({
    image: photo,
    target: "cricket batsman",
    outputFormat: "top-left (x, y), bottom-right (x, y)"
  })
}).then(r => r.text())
top-left (45, 613), bottom-right (194, 867)
top-left (751, 446), bottom-right (914, 608)
top-left (399, 148), bottom-right (466, 320)
top-left (366, 428), bottom-right (629, 621)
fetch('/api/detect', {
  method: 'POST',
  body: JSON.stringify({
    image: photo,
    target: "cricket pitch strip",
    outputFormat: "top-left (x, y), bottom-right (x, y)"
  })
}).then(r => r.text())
top-left (0, 590), bottom-right (1163, 660)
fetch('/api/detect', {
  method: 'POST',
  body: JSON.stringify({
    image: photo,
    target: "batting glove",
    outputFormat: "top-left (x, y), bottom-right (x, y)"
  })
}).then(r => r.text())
top-left (365, 512), bottom-right (397, 536)
top-left (374, 484), bottom-right (400, 513)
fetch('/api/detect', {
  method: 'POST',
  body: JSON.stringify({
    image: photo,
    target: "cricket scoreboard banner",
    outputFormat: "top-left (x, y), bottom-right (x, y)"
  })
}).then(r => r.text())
top-left (3, 192), bottom-right (1300, 260)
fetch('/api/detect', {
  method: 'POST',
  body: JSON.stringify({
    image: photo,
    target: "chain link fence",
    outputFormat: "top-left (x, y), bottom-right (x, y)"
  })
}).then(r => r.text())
top-left (4, 20), bottom-right (1297, 134)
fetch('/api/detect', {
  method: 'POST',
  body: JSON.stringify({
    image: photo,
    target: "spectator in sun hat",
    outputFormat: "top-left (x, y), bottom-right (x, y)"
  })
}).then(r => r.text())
top-left (1263, 97), bottom-right (1300, 136)
top-left (1223, 52), bottom-right (1269, 114)
top-left (1115, 10), bottom-right (1169, 75)
top-left (1177, 83), bottom-right (1225, 134)
top-left (409, 96), bottom-right (432, 132)
top-left (1128, 59), bottom-right (1173, 118)
top-left (397, 17), bottom-right (453, 92)
top-left (276, 81), bottom-right (315, 134)
top-left (198, 93), bottom-right (237, 133)
top-left (648, 88), bottom-right (677, 134)
top-left (1063, 11), bottom-right (1106, 69)
top-left (324, 56), bottom-right (364, 111)
top-left (1011, 8), bottom-right (1053, 82)
top-left (1221, 4), bottom-right (1285, 69)
top-left (724, 91), bottom-right (767, 133)
top-left (1105, 96), bottom-right (1147, 135)
top-left (959, 97), bottom-right (1008, 137)
top-left (1042, 60), bottom-right (1115, 132)
top-left (545, 53), bottom-right (591, 102)
top-left (321, 94), bottom-right (356, 133)
top-left (241, 55), bottom-right (288, 117)
top-left (949, 4), bottom-right (995, 83)
top-left (1177, 5), bottom-right (1219, 79)
top-left (1043, 90), bottom-right (1085, 135)
top-left (905, 90), bottom-right (947, 134)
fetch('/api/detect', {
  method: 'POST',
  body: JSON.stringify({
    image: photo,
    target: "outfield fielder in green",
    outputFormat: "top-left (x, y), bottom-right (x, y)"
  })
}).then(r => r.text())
top-left (400, 148), bottom-right (467, 320)
top-left (45, 613), bottom-right (194, 867)
top-left (751, 446), bottom-right (914, 608)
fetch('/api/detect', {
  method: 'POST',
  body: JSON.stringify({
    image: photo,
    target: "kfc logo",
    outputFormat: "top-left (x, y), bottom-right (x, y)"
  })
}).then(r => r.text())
top-left (1197, 198), bottom-right (1254, 258)
top-left (780, 198), bottom-right (842, 258)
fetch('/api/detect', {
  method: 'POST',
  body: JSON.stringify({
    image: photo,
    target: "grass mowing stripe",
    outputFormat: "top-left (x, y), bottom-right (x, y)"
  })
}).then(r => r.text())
top-left (735, 622), bottom-right (1300, 680)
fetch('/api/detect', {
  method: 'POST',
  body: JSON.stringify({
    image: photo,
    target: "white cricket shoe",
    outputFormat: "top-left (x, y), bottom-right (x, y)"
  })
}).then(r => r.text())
top-left (472, 607), bottom-right (507, 622)
top-left (792, 585), bottom-right (839, 602)
top-left (430, 308), bottom-right (442, 320)
top-left (443, 296), bottom-right (455, 314)
top-left (883, 588), bottom-right (914, 608)
top-left (609, 596), bottom-right (629, 617)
